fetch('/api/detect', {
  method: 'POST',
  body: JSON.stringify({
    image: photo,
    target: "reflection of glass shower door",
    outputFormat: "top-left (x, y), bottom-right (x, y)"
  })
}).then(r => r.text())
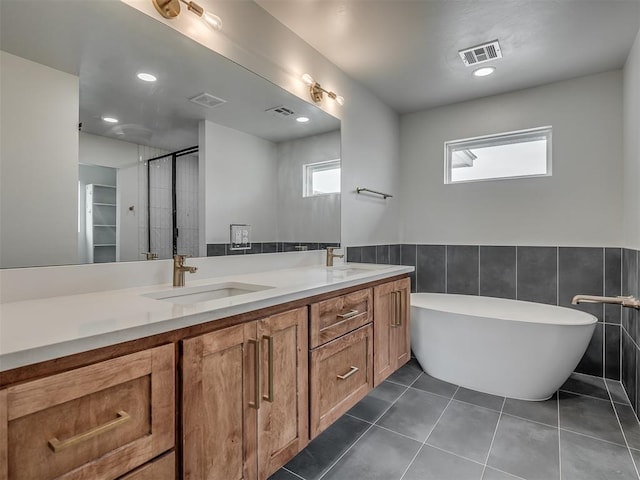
top-left (146, 147), bottom-right (199, 260)
top-left (176, 154), bottom-right (199, 257)
top-left (148, 157), bottom-right (173, 260)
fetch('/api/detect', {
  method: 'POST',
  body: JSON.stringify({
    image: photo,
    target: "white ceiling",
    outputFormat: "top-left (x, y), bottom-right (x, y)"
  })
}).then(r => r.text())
top-left (256, 0), bottom-right (640, 113)
top-left (0, 0), bottom-right (339, 152)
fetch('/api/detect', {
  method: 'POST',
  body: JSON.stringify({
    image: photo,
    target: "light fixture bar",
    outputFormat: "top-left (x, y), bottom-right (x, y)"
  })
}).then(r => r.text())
top-left (302, 73), bottom-right (344, 106)
top-left (151, 0), bottom-right (221, 30)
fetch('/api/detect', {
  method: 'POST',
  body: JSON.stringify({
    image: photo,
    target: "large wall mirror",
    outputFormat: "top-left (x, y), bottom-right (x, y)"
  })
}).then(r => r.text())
top-left (0, 0), bottom-right (341, 268)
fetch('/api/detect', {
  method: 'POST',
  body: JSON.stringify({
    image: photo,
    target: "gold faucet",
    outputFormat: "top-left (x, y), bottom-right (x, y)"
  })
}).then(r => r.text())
top-left (326, 247), bottom-right (344, 267)
top-left (173, 254), bottom-right (197, 287)
top-left (572, 294), bottom-right (640, 310)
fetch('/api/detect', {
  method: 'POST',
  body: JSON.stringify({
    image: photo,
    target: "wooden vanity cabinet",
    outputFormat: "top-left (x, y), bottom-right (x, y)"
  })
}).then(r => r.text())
top-left (0, 344), bottom-right (175, 480)
top-left (181, 307), bottom-right (308, 480)
top-left (373, 278), bottom-right (411, 386)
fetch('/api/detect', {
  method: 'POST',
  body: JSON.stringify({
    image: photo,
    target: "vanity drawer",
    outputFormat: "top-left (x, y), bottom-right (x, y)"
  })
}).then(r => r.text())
top-left (310, 288), bottom-right (373, 348)
top-left (119, 452), bottom-right (175, 480)
top-left (309, 324), bottom-right (373, 438)
top-left (0, 344), bottom-right (175, 480)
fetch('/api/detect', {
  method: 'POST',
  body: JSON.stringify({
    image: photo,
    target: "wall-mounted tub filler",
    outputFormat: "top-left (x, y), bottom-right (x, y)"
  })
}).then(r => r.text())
top-left (572, 294), bottom-right (640, 309)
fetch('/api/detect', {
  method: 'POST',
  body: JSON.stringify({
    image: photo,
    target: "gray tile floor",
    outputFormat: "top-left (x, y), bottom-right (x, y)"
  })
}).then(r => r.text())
top-left (271, 359), bottom-right (640, 480)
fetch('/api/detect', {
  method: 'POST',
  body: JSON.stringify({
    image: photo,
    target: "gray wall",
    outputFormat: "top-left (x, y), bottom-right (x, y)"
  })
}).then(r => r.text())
top-left (276, 130), bottom-right (341, 243)
top-left (200, 120), bottom-right (278, 244)
top-left (399, 70), bottom-right (624, 247)
top-left (624, 29), bottom-right (640, 250)
top-left (0, 51), bottom-right (79, 268)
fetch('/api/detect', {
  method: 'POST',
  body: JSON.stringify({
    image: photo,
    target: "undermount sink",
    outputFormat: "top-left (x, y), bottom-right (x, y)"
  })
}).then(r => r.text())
top-left (143, 282), bottom-right (274, 305)
top-left (326, 264), bottom-right (386, 275)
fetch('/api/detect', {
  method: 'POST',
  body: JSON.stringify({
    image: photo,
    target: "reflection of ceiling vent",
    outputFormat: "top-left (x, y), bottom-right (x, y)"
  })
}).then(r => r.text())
top-left (459, 40), bottom-right (502, 66)
top-left (265, 105), bottom-right (295, 118)
top-left (189, 92), bottom-right (227, 108)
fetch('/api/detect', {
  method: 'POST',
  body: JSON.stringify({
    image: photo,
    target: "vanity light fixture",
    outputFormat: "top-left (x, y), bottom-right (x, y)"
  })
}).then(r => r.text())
top-left (301, 73), bottom-right (344, 106)
top-left (472, 66), bottom-right (496, 77)
top-left (137, 72), bottom-right (157, 82)
top-left (151, 0), bottom-right (222, 31)
top-left (296, 116), bottom-right (310, 123)
top-left (102, 116), bottom-right (119, 123)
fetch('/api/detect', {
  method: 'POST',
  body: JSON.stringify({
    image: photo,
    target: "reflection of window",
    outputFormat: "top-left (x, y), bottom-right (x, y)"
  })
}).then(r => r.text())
top-left (445, 126), bottom-right (552, 184)
top-left (303, 159), bottom-right (341, 197)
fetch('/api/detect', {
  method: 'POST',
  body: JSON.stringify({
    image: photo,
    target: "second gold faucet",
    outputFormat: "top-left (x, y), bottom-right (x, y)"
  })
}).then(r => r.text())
top-left (326, 247), bottom-right (344, 267)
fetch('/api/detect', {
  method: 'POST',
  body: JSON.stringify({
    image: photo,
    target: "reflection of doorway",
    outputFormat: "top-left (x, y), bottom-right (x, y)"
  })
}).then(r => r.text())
top-left (146, 146), bottom-right (199, 259)
top-left (78, 164), bottom-right (117, 264)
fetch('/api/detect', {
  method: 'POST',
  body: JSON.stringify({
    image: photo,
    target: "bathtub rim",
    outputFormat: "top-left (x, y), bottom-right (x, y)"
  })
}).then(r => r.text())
top-left (411, 293), bottom-right (598, 326)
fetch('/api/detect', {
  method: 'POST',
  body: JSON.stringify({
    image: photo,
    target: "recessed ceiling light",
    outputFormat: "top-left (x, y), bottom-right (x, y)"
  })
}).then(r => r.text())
top-left (296, 116), bottom-right (310, 123)
top-left (137, 72), bottom-right (157, 82)
top-left (102, 116), bottom-right (118, 123)
top-left (473, 66), bottom-right (496, 77)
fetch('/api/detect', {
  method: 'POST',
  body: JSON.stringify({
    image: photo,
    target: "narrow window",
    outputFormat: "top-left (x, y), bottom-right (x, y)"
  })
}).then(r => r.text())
top-left (303, 159), bottom-right (341, 197)
top-left (444, 126), bottom-right (552, 184)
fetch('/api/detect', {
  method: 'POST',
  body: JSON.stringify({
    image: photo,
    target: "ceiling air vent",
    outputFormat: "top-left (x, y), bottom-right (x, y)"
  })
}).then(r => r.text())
top-left (189, 92), bottom-right (227, 108)
top-left (265, 105), bottom-right (295, 118)
top-left (458, 40), bottom-right (502, 66)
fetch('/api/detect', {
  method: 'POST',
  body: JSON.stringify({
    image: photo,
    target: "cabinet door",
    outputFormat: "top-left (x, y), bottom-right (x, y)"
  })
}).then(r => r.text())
top-left (257, 307), bottom-right (309, 480)
top-left (373, 281), bottom-right (397, 386)
top-left (373, 278), bottom-right (412, 386)
top-left (392, 278), bottom-right (411, 370)
top-left (182, 323), bottom-right (259, 480)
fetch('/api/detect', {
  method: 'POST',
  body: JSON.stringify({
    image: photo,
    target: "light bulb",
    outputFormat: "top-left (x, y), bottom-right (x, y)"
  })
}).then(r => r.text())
top-left (335, 95), bottom-right (345, 106)
top-left (137, 72), bottom-right (157, 82)
top-left (473, 66), bottom-right (495, 77)
top-left (301, 73), bottom-right (315, 86)
top-left (202, 10), bottom-right (222, 30)
top-left (102, 116), bottom-right (118, 123)
top-left (296, 116), bottom-right (310, 123)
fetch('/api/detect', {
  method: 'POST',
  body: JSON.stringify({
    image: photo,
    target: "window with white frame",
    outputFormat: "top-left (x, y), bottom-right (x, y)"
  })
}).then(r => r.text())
top-left (444, 126), bottom-right (552, 184)
top-left (303, 159), bottom-right (341, 197)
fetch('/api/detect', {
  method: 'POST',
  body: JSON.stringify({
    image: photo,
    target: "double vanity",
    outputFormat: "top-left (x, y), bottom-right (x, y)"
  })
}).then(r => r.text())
top-left (0, 261), bottom-right (412, 479)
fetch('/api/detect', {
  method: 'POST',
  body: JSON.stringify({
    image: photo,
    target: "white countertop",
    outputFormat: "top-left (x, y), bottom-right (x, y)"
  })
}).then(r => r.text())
top-left (0, 263), bottom-right (413, 371)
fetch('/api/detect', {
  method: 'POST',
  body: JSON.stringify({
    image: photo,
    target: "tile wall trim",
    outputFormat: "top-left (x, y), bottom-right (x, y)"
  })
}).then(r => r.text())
top-left (207, 242), bottom-right (340, 256)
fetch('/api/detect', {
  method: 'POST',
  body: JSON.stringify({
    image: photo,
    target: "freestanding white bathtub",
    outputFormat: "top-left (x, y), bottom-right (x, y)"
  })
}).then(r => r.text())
top-left (410, 293), bottom-right (598, 401)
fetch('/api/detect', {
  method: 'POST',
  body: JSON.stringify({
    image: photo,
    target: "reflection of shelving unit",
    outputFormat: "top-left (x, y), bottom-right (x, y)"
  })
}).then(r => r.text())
top-left (86, 184), bottom-right (116, 263)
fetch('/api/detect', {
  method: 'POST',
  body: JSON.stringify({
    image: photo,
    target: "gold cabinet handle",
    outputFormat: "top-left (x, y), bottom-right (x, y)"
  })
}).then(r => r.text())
top-left (337, 366), bottom-right (359, 380)
top-left (248, 339), bottom-right (261, 409)
top-left (391, 291), bottom-right (400, 327)
top-left (262, 335), bottom-right (274, 403)
top-left (48, 410), bottom-right (130, 453)
top-left (337, 309), bottom-right (360, 319)
top-left (396, 290), bottom-right (403, 327)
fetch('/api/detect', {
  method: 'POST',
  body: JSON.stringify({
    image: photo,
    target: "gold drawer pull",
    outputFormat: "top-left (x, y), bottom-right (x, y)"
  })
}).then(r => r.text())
top-left (337, 309), bottom-right (360, 319)
top-left (337, 366), bottom-right (359, 380)
top-left (48, 410), bottom-right (130, 453)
